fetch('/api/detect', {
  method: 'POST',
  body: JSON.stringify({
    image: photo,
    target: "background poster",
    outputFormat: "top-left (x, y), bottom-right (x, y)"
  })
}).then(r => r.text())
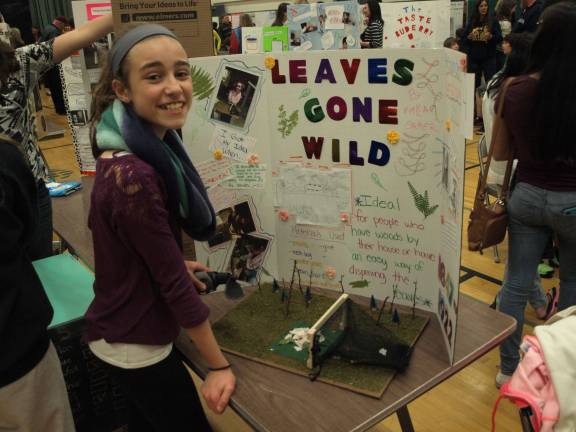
top-left (380, 0), bottom-right (450, 48)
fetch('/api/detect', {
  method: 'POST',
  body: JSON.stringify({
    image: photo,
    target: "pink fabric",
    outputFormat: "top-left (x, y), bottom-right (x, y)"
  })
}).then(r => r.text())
top-left (493, 335), bottom-right (559, 431)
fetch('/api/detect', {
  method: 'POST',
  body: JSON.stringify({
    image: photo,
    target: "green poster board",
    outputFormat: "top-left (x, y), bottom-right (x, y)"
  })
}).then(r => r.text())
top-left (263, 26), bottom-right (289, 52)
top-left (33, 253), bottom-right (95, 328)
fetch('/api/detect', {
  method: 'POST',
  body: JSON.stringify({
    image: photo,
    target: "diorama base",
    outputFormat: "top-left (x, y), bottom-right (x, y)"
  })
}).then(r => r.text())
top-left (212, 284), bottom-right (429, 398)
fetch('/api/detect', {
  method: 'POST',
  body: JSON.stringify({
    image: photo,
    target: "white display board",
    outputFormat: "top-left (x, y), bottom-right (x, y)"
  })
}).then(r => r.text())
top-left (183, 48), bottom-right (472, 363)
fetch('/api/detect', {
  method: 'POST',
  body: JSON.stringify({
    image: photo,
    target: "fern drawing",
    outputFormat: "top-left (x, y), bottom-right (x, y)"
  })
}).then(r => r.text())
top-left (190, 65), bottom-right (215, 100)
top-left (408, 181), bottom-right (439, 218)
top-left (277, 105), bottom-right (299, 138)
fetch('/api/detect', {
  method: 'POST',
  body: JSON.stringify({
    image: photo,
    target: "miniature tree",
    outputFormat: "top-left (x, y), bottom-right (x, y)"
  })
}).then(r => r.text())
top-left (284, 279), bottom-right (294, 317)
top-left (376, 296), bottom-right (389, 326)
top-left (289, 260), bottom-right (297, 291)
top-left (304, 286), bottom-right (312, 306)
top-left (389, 284), bottom-right (398, 313)
top-left (370, 295), bottom-right (377, 311)
top-left (392, 308), bottom-right (400, 325)
top-left (297, 268), bottom-right (303, 294)
top-left (411, 281), bottom-right (418, 319)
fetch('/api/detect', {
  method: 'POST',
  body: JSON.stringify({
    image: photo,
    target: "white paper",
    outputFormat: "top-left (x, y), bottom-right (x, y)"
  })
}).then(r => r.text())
top-left (209, 126), bottom-right (257, 163)
top-left (208, 185), bottom-right (237, 213)
top-left (221, 164), bottom-right (267, 189)
top-left (276, 166), bottom-right (352, 226)
top-left (325, 5), bottom-right (345, 30)
top-left (196, 159), bottom-right (233, 189)
top-left (242, 27), bottom-right (263, 54)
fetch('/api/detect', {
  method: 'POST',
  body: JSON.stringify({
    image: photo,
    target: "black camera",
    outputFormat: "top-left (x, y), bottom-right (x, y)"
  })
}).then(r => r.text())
top-left (194, 271), bottom-right (244, 299)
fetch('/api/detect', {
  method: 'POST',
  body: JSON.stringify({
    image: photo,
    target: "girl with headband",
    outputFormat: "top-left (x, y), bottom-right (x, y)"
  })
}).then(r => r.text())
top-left (85, 24), bottom-right (235, 430)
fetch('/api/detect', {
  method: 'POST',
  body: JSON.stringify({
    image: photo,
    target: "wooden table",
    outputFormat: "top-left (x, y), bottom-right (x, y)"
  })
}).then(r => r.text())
top-left (51, 177), bottom-right (516, 432)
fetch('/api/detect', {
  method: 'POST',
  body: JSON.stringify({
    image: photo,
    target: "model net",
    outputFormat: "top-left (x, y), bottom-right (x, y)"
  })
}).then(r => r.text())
top-left (308, 297), bottom-right (412, 373)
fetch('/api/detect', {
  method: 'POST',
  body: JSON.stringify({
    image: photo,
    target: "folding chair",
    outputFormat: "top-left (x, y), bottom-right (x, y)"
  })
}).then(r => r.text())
top-left (477, 134), bottom-right (502, 263)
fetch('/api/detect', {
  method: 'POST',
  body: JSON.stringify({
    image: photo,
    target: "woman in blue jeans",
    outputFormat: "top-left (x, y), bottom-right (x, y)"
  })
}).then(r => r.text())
top-left (493, 2), bottom-right (576, 387)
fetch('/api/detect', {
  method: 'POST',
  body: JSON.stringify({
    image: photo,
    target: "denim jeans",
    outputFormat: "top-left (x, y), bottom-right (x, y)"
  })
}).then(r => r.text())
top-left (499, 182), bottom-right (576, 375)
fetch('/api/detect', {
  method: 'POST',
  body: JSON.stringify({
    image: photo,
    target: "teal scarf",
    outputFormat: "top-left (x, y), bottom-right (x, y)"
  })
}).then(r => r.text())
top-left (95, 100), bottom-right (215, 241)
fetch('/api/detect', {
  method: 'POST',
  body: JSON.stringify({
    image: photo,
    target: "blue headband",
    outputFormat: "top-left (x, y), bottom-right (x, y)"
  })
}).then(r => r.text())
top-left (110, 24), bottom-right (178, 75)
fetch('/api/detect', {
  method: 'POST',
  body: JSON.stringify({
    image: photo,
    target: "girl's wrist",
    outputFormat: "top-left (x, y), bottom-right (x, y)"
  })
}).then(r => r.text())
top-left (208, 363), bottom-right (231, 372)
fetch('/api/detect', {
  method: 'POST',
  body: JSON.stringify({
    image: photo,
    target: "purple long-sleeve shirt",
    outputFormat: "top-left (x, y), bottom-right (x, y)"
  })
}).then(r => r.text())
top-left (85, 155), bottom-right (209, 345)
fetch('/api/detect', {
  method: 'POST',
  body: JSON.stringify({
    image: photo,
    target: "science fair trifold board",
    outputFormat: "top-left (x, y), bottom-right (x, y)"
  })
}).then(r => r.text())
top-left (183, 48), bottom-right (472, 364)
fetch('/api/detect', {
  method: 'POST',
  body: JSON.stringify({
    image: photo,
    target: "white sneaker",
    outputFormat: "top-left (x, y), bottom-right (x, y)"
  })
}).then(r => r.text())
top-left (496, 371), bottom-right (512, 389)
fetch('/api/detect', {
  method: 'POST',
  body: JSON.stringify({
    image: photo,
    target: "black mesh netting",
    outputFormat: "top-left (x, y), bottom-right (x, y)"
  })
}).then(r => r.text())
top-left (311, 299), bottom-right (413, 372)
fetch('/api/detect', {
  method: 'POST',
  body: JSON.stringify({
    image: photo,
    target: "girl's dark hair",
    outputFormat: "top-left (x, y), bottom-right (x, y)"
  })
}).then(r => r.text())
top-left (366, 0), bottom-right (384, 24)
top-left (443, 37), bottom-right (458, 48)
top-left (487, 33), bottom-right (533, 97)
top-left (89, 52), bottom-right (127, 159)
top-left (272, 3), bottom-right (289, 26)
top-left (527, 2), bottom-right (576, 164)
top-left (495, 0), bottom-right (516, 21)
top-left (470, 0), bottom-right (493, 28)
top-left (0, 41), bottom-right (20, 88)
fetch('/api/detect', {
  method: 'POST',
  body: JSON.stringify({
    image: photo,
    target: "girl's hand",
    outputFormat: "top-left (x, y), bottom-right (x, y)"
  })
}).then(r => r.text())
top-left (201, 368), bottom-right (236, 414)
top-left (185, 261), bottom-right (209, 293)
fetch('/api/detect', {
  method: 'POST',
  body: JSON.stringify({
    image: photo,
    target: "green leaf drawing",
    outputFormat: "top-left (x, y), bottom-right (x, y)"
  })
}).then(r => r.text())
top-left (190, 65), bottom-right (215, 100)
top-left (349, 280), bottom-right (370, 288)
top-left (370, 172), bottom-right (387, 191)
top-left (277, 105), bottom-right (299, 138)
top-left (408, 181), bottom-right (439, 218)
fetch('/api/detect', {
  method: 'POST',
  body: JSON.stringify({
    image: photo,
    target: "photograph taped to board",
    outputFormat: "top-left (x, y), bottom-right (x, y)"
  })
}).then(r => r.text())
top-left (208, 201), bottom-right (257, 248)
top-left (209, 63), bottom-right (263, 131)
top-left (227, 234), bottom-right (272, 284)
top-left (83, 36), bottom-right (109, 70)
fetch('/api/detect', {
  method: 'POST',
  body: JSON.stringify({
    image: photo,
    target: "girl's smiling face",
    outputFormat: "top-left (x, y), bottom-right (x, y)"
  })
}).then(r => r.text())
top-left (113, 36), bottom-right (192, 139)
top-left (478, 0), bottom-right (489, 16)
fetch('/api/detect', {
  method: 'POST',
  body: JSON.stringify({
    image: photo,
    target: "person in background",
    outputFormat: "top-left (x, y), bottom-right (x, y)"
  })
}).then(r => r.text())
top-left (87, 24), bottom-right (235, 429)
top-left (443, 36), bottom-right (460, 50)
top-left (9, 27), bottom-right (25, 48)
top-left (483, 33), bottom-right (533, 186)
top-left (218, 15), bottom-right (232, 51)
top-left (31, 25), bottom-right (41, 43)
top-left (213, 22), bottom-right (221, 55)
top-left (360, 0), bottom-right (384, 48)
top-left (0, 14), bottom-right (114, 261)
top-left (455, 27), bottom-right (467, 53)
top-left (0, 135), bottom-right (74, 431)
top-left (40, 16), bottom-right (68, 115)
top-left (482, 32), bottom-right (557, 332)
top-left (272, 3), bottom-right (289, 26)
top-left (493, 2), bottom-right (576, 388)
top-left (512, 0), bottom-right (543, 33)
top-left (463, 0), bottom-right (503, 91)
top-left (229, 14), bottom-right (255, 54)
top-left (495, 0), bottom-right (516, 68)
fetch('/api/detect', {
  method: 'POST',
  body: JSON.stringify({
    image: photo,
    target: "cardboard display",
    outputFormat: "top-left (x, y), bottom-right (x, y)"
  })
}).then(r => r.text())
top-left (111, 0), bottom-right (213, 58)
top-left (183, 49), bottom-right (473, 363)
